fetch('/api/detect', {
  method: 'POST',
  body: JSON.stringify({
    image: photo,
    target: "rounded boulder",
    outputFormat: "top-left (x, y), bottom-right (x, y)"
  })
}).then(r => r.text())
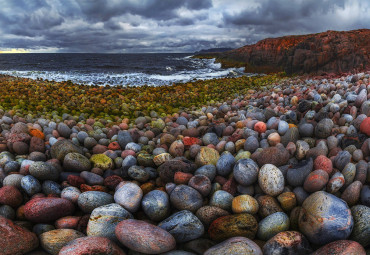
top-left (24, 198), bottom-right (75, 223)
top-left (78, 191), bottom-right (114, 213)
top-left (311, 240), bottom-right (365, 255)
top-left (258, 164), bottom-right (284, 196)
top-left (115, 219), bottom-right (176, 254)
top-left (208, 213), bottom-right (258, 242)
top-left (114, 182), bottom-right (143, 213)
top-left (40, 229), bottom-right (85, 255)
top-left (63, 152), bottom-right (91, 172)
top-left (87, 203), bottom-right (133, 241)
top-left (59, 236), bottom-right (126, 255)
top-left (298, 191), bottom-right (354, 245)
top-left (204, 237), bottom-right (262, 255)
top-left (262, 231), bottom-right (312, 255)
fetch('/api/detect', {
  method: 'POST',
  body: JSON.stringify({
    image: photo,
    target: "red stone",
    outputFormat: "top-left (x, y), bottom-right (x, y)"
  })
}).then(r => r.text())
top-left (227, 133), bottom-right (242, 143)
top-left (174, 172), bottom-right (193, 185)
top-left (256, 145), bottom-right (290, 167)
top-left (12, 141), bottom-right (29, 155)
top-left (6, 132), bottom-right (31, 143)
top-left (183, 137), bottom-right (202, 148)
top-left (311, 240), bottom-right (366, 255)
top-left (121, 150), bottom-right (136, 158)
top-left (0, 216), bottom-right (39, 255)
top-left (108, 142), bottom-right (121, 150)
top-left (115, 219), bottom-right (176, 254)
top-left (55, 216), bottom-right (81, 229)
top-left (303, 169), bottom-right (329, 193)
top-left (67, 175), bottom-right (86, 187)
top-left (222, 178), bottom-right (237, 196)
top-left (0, 186), bottom-right (23, 208)
top-left (24, 197), bottom-right (75, 223)
top-left (29, 136), bottom-right (45, 153)
top-left (254, 121), bottom-right (267, 134)
top-left (92, 144), bottom-right (108, 154)
top-left (80, 184), bottom-right (108, 192)
top-left (328, 147), bottom-right (342, 158)
top-left (360, 117), bottom-right (370, 136)
top-left (104, 175), bottom-right (123, 190)
top-left (216, 141), bottom-right (227, 153)
top-left (76, 214), bottom-right (90, 234)
top-left (119, 123), bottom-right (128, 130)
top-left (59, 236), bottom-right (126, 255)
top-left (314, 155), bottom-right (333, 175)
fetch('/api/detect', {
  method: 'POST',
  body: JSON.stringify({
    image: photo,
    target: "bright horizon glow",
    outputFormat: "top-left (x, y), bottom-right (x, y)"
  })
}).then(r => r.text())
top-left (0, 48), bottom-right (30, 53)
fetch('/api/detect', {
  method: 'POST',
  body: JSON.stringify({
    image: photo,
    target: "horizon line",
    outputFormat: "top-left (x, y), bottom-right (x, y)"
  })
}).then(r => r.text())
top-left (0, 52), bottom-right (197, 54)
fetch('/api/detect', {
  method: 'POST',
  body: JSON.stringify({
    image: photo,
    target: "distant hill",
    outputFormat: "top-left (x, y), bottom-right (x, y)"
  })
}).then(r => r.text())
top-left (196, 29), bottom-right (370, 74)
top-left (194, 48), bottom-right (233, 54)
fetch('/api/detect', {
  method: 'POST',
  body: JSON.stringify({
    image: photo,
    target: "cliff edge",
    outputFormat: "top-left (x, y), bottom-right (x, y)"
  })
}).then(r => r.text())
top-left (198, 29), bottom-right (370, 74)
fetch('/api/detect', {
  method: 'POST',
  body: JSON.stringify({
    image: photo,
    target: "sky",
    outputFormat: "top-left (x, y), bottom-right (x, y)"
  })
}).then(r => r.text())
top-left (0, 0), bottom-right (369, 53)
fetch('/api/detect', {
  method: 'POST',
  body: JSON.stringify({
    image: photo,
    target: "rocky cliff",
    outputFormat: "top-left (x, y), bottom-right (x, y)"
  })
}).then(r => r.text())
top-left (204, 29), bottom-right (370, 74)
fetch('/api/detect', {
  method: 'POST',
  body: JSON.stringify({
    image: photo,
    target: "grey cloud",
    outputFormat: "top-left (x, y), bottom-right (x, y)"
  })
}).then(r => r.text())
top-left (24, 8), bottom-right (64, 30)
top-left (76, 0), bottom-right (212, 21)
top-left (224, 0), bottom-right (346, 26)
top-left (0, 0), bottom-right (368, 53)
top-left (222, 0), bottom-right (349, 34)
top-left (159, 13), bottom-right (208, 27)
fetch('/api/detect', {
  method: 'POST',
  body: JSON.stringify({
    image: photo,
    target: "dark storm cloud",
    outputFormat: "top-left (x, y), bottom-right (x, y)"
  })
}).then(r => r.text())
top-left (0, 0), bottom-right (368, 53)
top-left (75, 0), bottom-right (212, 21)
top-left (222, 0), bottom-right (365, 35)
top-left (224, 0), bottom-right (345, 26)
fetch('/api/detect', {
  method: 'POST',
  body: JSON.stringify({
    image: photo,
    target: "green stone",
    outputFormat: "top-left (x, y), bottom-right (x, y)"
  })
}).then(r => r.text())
top-left (90, 154), bottom-right (114, 170)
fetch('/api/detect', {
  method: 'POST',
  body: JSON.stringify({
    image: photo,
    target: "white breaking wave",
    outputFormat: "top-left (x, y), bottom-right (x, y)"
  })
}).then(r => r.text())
top-left (0, 58), bottom-right (246, 87)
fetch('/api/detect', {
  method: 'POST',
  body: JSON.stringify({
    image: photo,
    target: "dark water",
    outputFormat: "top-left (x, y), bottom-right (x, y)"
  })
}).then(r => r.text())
top-left (0, 53), bottom-right (245, 86)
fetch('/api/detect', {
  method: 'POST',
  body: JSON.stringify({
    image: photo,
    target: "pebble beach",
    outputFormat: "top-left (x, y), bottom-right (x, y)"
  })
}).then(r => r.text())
top-left (0, 71), bottom-right (369, 254)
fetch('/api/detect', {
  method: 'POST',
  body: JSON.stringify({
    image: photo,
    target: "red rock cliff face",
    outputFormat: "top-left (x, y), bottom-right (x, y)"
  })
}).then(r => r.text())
top-left (217, 29), bottom-right (370, 74)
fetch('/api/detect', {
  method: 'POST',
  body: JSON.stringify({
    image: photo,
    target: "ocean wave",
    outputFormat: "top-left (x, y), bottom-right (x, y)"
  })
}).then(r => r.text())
top-left (0, 58), bottom-right (246, 86)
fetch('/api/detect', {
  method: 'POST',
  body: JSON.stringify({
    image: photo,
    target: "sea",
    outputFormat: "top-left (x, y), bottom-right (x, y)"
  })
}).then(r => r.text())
top-left (0, 53), bottom-right (246, 86)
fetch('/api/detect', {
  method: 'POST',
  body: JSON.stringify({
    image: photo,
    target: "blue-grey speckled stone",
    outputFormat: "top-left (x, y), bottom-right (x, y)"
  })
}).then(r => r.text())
top-left (21, 175), bottom-right (42, 196)
top-left (141, 190), bottom-right (170, 221)
top-left (216, 153), bottom-right (235, 176)
top-left (209, 190), bottom-right (233, 211)
top-left (257, 212), bottom-right (290, 241)
top-left (87, 203), bottom-right (133, 241)
top-left (78, 191), bottom-right (114, 213)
